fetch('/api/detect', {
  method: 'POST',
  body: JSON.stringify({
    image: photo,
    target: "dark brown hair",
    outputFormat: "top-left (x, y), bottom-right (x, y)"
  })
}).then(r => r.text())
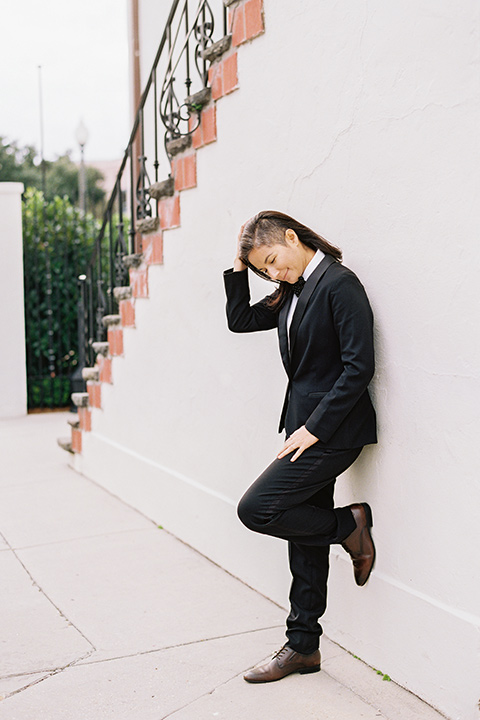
top-left (239, 210), bottom-right (342, 310)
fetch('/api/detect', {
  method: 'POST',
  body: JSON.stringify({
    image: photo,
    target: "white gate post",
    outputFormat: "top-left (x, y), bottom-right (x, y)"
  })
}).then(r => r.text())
top-left (0, 183), bottom-right (27, 418)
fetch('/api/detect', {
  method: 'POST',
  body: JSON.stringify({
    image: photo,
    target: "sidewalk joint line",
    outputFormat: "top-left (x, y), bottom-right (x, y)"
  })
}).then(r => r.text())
top-left (11, 525), bottom-right (155, 552)
top-left (158, 664), bottom-right (253, 720)
top-left (74, 624), bottom-right (285, 667)
top-left (0, 530), bottom-right (97, 656)
top-left (1, 649), bottom-right (96, 701)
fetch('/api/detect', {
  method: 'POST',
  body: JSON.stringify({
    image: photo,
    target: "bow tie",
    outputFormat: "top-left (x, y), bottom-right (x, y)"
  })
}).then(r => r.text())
top-left (292, 276), bottom-right (306, 297)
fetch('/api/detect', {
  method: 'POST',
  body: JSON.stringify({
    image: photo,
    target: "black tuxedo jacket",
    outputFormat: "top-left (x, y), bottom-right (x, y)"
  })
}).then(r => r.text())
top-left (223, 254), bottom-right (377, 449)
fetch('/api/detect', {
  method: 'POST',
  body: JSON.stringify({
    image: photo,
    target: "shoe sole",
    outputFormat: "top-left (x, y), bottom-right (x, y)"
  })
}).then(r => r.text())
top-left (244, 665), bottom-right (321, 683)
top-left (358, 502), bottom-right (375, 586)
top-left (299, 665), bottom-right (321, 674)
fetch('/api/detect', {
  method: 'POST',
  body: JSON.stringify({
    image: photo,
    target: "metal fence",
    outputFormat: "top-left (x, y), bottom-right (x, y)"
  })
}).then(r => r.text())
top-left (22, 189), bottom-right (100, 409)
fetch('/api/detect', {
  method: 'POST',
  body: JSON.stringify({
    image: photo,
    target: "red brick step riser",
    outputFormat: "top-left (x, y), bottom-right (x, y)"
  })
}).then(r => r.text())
top-left (68, 0), bottom-right (265, 453)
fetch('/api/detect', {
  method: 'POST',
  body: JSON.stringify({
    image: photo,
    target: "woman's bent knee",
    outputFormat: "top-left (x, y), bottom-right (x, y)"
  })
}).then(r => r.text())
top-left (238, 491), bottom-right (268, 531)
top-left (237, 490), bottom-right (274, 533)
top-left (237, 493), bottom-right (255, 530)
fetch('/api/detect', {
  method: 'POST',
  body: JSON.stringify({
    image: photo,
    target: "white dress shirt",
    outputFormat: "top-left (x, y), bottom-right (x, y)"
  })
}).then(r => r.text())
top-left (286, 249), bottom-right (324, 345)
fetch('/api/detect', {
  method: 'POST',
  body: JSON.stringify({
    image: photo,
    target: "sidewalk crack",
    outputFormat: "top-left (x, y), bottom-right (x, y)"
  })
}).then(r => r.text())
top-left (0, 531), bottom-right (97, 655)
top-left (1, 649), bottom-right (96, 701)
top-left (158, 665), bottom-right (249, 720)
top-left (77, 624), bottom-right (285, 666)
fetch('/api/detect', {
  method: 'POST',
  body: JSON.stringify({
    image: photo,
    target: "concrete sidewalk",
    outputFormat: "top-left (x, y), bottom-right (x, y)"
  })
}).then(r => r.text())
top-left (0, 412), bottom-right (446, 720)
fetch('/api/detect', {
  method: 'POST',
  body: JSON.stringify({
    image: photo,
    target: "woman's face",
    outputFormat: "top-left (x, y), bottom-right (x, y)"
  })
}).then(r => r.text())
top-left (247, 230), bottom-right (306, 284)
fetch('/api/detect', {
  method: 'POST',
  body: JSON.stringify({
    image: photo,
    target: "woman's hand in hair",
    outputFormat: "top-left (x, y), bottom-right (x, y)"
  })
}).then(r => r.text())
top-left (277, 426), bottom-right (318, 462)
top-left (234, 223), bottom-right (247, 271)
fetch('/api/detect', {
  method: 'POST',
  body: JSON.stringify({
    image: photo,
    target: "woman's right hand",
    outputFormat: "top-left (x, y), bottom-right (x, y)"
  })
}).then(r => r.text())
top-left (234, 224), bottom-right (247, 271)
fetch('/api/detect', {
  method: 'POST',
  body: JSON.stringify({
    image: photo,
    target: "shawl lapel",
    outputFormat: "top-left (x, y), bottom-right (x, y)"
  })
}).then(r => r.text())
top-left (289, 254), bottom-right (336, 358)
top-left (278, 301), bottom-right (290, 375)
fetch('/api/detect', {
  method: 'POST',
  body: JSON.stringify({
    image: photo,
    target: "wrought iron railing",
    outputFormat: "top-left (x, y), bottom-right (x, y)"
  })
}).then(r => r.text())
top-left (79, 0), bottom-right (227, 368)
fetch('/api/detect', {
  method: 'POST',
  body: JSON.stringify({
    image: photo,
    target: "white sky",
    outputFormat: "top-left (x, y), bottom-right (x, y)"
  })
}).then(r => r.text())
top-left (0, 0), bottom-right (130, 163)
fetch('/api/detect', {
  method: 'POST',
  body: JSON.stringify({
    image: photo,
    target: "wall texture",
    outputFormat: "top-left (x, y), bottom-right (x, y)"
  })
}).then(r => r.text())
top-left (0, 183), bottom-right (27, 418)
top-left (74, 2), bottom-right (480, 718)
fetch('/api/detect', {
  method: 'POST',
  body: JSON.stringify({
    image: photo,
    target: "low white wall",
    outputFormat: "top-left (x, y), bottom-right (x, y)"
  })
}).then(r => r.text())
top-left (0, 183), bottom-right (27, 418)
top-left (76, 2), bottom-right (480, 718)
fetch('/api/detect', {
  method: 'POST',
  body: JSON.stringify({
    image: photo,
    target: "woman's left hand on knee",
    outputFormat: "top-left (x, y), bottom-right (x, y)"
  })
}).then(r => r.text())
top-left (278, 426), bottom-right (319, 462)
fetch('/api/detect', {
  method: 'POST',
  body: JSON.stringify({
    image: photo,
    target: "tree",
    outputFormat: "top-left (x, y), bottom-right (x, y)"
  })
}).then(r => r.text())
top-left (42, 152), bottom-right (106, 212)
top-left (0, 136), bottom-right (106, 213)
top-left (0, 138), bottom-right (39, 188)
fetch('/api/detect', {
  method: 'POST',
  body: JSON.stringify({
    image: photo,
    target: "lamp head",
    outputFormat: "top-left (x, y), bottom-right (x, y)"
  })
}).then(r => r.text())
top-left (75, 120), bottom-right (89, 148)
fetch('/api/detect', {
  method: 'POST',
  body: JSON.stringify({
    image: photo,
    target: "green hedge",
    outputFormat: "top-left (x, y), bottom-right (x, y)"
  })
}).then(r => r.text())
top-left (23, 189), bottom-right (100, 409)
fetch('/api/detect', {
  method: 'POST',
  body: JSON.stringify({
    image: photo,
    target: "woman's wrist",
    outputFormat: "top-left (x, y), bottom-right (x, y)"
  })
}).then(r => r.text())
top-left (233, 257), bottom-right (247, 272)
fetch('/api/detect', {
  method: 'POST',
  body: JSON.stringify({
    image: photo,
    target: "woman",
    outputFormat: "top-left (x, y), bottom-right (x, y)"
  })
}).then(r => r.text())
top-left (223, 211), bottom-right (376, 683)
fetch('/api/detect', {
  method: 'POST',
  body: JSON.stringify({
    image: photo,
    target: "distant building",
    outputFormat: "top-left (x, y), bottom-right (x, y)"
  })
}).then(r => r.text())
top-left (87, 159), bottom-right (130, 214)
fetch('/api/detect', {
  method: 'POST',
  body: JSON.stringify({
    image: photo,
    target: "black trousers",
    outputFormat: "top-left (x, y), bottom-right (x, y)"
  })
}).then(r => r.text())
top-left (237, 445), bottom-right (362, 654)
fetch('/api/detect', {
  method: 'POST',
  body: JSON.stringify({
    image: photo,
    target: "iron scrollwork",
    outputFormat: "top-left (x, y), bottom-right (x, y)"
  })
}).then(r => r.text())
top-left (79, 0), bottom-right (227, 371)
top-left (114, 221), bottom-right (129, 289)
top-left (194, 1), bottom-right (215, 84)
top-left (160, 0), bottom-right (216, 152)
top-left (136, 154), bottom-right (153, 220)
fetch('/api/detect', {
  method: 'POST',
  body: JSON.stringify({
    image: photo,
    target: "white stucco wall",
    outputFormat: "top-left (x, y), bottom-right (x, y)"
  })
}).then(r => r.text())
top-left (0, 183), bottom-right (27, 418)
top-left (76, 2), bottom-right (480, 718)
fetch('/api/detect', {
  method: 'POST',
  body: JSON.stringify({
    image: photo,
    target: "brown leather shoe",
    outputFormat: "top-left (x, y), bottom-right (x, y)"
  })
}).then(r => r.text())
top-left (341, 503), bottom-right (375, 586)
top-left (243, 645), bottom-right (321, 683)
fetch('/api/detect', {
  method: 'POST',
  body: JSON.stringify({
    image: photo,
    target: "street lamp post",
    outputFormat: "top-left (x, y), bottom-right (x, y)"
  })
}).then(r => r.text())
top-left (75, 120), bottom-right (89, 213)
top-left (72, 120), bottom-right (89, 407)
top-left (70, 274), bottom-right (87, 409)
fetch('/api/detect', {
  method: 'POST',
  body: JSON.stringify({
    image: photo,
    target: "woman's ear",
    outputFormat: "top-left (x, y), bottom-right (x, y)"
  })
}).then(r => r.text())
top-left (285, 229), bottom-right (299, 246)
